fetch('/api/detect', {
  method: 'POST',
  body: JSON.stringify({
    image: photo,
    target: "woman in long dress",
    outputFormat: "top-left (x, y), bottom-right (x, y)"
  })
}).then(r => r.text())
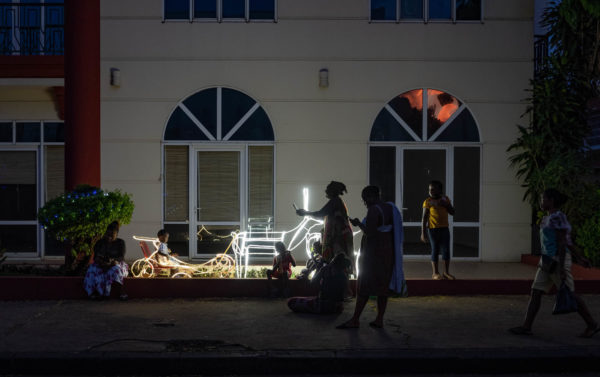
top-left (295, 181), bottom-right (354, 264)
top-left (337, 185), bottom-right (405, 329)
top-left (83, 221), bottom-right (129, 300)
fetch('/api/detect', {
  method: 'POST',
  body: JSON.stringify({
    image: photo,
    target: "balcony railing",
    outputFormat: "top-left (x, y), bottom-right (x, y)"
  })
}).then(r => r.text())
top-left (0, 2), bottom-right (64, 55)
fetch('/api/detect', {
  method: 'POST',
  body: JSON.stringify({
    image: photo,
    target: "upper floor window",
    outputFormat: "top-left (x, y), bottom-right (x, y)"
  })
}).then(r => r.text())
top-left (164, 0), bottom-right (276, 22)
top-left (370, 0), bottom-right (482, 23)
top-left (0, 0), bottom-right (64, 55)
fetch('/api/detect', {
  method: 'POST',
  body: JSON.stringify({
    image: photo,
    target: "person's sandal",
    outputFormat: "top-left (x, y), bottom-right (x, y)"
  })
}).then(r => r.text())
top-left (508, 326), bottom-right (532, 335)
top-left (432, 274), bottom-right (442, 280)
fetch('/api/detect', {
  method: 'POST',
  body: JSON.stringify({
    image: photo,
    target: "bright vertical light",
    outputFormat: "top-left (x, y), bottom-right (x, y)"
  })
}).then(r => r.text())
top-left (303, 187), bottom-right (309, 210)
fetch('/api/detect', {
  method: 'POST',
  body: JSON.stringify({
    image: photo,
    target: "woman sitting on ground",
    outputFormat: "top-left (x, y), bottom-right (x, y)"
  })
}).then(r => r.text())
top-left (84, 221), bottom-right (129, 300)
top-left (287, 253), bottom-right (350, 314)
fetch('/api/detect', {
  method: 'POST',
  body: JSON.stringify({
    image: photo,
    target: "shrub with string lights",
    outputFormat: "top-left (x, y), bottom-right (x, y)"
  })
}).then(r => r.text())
top-left (38, 184), bottom-right (134, 273)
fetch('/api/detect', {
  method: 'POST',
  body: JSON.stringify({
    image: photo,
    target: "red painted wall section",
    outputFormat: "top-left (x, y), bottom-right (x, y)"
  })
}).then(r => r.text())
top-left (64, 0), bottom-right (101, 190)
top-left (0, 56), bottom-right (64, 78)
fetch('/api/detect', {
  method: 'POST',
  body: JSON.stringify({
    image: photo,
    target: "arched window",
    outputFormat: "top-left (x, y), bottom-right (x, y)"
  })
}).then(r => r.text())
top-left (369, 88), bottom-right (481, 259)
top-left (163, 87), bottom-right (274, 258)
top-left (370, 88), bottom-right (479, 142)
top-left (164, 87), bottom-right (274, 141)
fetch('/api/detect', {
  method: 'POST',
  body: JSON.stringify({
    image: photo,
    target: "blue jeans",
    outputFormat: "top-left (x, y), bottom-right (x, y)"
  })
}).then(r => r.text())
top-left (428, 227), bottom-right (450, 262)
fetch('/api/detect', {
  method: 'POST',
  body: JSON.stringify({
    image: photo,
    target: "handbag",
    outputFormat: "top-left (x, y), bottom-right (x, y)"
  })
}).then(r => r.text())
top-left (552, 282), bottom-right (578, 315)
top-left (540, 254), bottom-right (557, 273)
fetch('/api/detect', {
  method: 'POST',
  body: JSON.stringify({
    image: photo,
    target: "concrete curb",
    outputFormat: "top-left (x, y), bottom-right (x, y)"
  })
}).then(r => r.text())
top-left (3, 347), bottom-right (600, 375)
top-left (2, 276), bottom-right (600, 300)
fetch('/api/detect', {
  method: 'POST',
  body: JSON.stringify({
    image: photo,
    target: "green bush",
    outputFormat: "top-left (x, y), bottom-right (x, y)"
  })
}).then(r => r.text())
top-left (245, 267), bottom-right (268, 278)
top-left (575, 214), bottom-right (600, 268)
top-left (38, 184), bottom-right (134, 273)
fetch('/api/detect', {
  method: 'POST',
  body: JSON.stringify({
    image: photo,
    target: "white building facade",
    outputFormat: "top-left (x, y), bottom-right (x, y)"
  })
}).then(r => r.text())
top-left (1, 0), bottom-right (533, 263)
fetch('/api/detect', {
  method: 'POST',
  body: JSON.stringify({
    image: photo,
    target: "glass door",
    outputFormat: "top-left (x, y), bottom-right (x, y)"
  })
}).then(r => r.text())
top-left (192, 147), bottom-right (244, 258)
top-left (0, 149), bottom-right (39, 257)
top-left (400, 147), bottom-right (448, 256)
top-left (452, 146), bottom-right (480, 258)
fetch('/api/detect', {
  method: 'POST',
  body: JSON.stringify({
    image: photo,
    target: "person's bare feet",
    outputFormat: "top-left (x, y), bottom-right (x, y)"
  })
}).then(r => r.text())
top-left (443, 272), bottom-right (455, 280)
top-left (579, 323), bottom-right (600, 338)
top-left (369, 320), bottom-right (383, 328)
top-left (508, 326), bottom-right (532, 335)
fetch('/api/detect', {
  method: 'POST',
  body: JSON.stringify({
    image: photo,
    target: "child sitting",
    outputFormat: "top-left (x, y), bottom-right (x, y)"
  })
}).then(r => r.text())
top-left (267, 242), bottom-right (296, 297)
top-left (156, 229), bottom-right (177, 266)
top-left (296, 240), bottom-right (324, 281)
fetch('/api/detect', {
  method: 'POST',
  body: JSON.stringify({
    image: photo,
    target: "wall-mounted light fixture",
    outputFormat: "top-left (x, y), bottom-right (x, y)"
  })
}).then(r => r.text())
top-left (110, 68), bottom-right (121, 87)
top-left (319, 68), bottom-right (329, 88)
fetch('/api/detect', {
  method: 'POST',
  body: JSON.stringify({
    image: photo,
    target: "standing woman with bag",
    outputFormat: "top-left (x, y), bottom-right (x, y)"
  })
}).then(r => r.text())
top-left (509, 189), bottom-right (598, 338)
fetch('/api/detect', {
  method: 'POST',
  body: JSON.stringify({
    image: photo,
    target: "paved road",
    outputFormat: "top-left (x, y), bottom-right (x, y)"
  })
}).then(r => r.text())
top-left (1, 295), bottom-right (599, 375)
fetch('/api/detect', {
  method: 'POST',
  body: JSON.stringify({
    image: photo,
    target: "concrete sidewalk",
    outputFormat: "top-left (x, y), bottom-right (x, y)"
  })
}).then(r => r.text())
top-left (2, 295), bottom-right (600, 375)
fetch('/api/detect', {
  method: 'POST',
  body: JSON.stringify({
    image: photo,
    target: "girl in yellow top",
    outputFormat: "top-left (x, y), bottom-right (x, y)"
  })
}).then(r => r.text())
top-left (421, 180), bottom-right (455, 280)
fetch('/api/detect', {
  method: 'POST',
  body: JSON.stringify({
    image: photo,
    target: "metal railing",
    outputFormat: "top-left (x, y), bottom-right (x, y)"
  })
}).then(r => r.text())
top-left (0, 2), bottom-right (64, 55)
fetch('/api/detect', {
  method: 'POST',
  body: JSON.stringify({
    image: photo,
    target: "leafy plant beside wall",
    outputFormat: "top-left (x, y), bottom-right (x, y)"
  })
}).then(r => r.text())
top-left (38, 185), bottom-right (134, 274)
top-left (577, 218), bottom-right (600, 268)
top-left (508, 0), bottom-right (600, 264)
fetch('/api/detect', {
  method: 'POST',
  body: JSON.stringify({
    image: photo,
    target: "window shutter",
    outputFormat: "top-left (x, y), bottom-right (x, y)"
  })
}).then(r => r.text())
top-left (45, 146), bottom-right (64, 201)
top-left (248, 146), bottom-right (273, 219)
top-left (0, 151), bottom-right (36, 184)
top-left (165, 146), bottom-right (189, 221)
top-left (197, 151), bottom-right (239, 222)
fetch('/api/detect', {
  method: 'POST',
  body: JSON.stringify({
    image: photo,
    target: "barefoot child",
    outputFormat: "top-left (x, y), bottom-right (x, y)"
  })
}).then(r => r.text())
top-left (421, 180), bottom-right (455, 280)
top-left (267, 242), bottom-right (296, 297)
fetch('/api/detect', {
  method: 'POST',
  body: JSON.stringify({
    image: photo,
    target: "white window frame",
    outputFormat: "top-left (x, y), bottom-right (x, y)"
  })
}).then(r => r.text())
top-left (0, 146), bottom-right (40, 259)
top-left (191, 144), bottom-right (245, 258)
top-left (367, 142), bottom-right (482, 260)
top-left (369, 0), bottom-right (484, 23)
top-left (162, 141), bottom-right (276, 260)
top-left (162, 0), bottom-right (277, 23)
top-left (0, 120), bottom-right (65, 259)
top-left (162, 85), bottom-right (276, 260)
top-left (367, 86), bottom-right (483, 260)
top-left (381, 87), bottom-right (476, 142)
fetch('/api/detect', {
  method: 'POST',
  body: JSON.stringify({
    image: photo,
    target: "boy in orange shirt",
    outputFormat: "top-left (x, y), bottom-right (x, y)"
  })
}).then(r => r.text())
top-left (421, 180), bottom-right (455, 280)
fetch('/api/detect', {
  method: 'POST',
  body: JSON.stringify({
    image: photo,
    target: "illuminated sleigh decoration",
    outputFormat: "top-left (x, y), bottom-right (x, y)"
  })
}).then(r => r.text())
top-left (131, 236), bottom-right (235, 278)
top-left (230, 215), bottom-right (324, 278)
top-left (229, 188), bottom-right (332, 278)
